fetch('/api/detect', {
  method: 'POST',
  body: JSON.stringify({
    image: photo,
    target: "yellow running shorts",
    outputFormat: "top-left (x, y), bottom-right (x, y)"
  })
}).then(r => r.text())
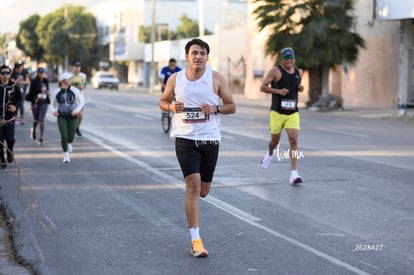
top-left (269, 111), bottom-right (300, 134)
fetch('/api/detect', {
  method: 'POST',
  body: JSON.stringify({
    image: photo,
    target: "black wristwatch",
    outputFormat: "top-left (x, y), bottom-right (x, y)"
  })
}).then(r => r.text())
top-left (215, 105), bottom-right (221, 114)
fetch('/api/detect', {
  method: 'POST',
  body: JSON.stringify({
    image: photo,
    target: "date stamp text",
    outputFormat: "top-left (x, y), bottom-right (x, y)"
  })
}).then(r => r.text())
top-left (352, 244), bottom-right (383, 252)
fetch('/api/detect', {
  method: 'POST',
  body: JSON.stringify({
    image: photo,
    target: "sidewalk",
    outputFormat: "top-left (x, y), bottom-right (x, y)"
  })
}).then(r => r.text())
top-left (120, 83), bottom-right (414, 116)
top-left (0, 202), bottom-right (31, 274)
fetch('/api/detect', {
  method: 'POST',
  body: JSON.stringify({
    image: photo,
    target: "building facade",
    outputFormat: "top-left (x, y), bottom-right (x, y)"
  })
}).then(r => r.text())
top-left (375, 0), bottom-right (414, 113)
top-left (90, 0), bottom-right (413, 111)
top-left (91, 0), bottom-right (247, 88)
top-left (245, 0), bottom-right (414, 112)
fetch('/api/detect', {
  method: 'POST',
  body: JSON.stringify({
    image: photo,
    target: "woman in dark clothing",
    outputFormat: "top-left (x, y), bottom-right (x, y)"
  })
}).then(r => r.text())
top-left (0, 65), bottom-right (20, 168)
top-left (26, 67), bottom-right (50, 145)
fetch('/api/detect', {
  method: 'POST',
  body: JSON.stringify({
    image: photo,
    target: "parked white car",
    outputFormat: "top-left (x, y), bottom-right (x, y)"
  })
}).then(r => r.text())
top-left (91, 71), bottom-right (119, 90)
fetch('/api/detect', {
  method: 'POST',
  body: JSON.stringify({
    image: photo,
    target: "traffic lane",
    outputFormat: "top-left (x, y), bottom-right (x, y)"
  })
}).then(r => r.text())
top-left (299, 116), bottom-right (414, 172)
top-left (212, 169), bottom-right (413, 274)
top-left (81, 120), bottom-right (414, 273)
top-left (211, 132), bottom-right (414, 273)
top-left (84, 92), bottom-right (414, 272)
top-left (11, 181), bottom-right (364, 275)
top-left (223, 107), bottom-right (414, 153)
top-left (0, 120), bottom-right (375, 275)
top-left (1, 127), bottom-right (365, 275)
top-left (84, 91), bottom-right (414, 263)
top-left (5, 91), bottom-right (410, 274)
top-left (209, 186), bottom-right (412, 275)
top-left (1, 125), bottom-right (186, 274)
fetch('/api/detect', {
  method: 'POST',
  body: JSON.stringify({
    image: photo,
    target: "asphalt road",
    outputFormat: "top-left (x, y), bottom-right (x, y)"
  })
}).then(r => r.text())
top-left (0, 89), bottom-right (413, 275)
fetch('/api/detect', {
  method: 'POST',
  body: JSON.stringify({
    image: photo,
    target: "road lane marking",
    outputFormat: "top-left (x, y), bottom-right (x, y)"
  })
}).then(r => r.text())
top-left (134, 113), bottom-right (154, 120)
top-left (85, 132), bottom-right (370, 275)
top-left (316, 127), bottom-right (369, 138)
top-left (204, 196), bottom-right (261, 222)
top-left (223, 210), bottom-right (370, 275)
top-left (359, 261), bottom-right (385, 272)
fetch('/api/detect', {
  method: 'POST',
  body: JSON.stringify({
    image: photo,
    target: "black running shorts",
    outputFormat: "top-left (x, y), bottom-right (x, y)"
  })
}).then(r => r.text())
top-left (175, 137), bottom-right (219, 182)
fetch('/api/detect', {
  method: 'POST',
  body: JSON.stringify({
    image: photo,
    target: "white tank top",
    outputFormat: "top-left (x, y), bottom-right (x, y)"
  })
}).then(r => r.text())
top-left (170, 66), bottom-right (221, 141)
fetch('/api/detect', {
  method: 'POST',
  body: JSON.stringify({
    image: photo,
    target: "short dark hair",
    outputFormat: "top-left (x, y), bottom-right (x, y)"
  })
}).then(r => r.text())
top-left (168, 58), bottom-right (176, 63)
top-left (14, 63), bottom-right (23, 69)
top-left (0, 65), bottom-right (11, 73)
top-left (185, 38), bottom-right (210, 55)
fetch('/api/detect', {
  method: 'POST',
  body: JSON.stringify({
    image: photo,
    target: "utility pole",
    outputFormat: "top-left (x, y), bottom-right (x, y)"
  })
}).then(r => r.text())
top-left (149, 0), bottom-right (156, 94)
top-left (64, 4), bottom-right (69, 71)
top-left (198, 0), bottom-right (205, 37)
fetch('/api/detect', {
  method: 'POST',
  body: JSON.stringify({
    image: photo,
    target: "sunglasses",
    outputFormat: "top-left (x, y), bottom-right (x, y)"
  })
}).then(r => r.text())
top-left (283, 55), bottom-right (295, 60)
top-left (0, 71), bottom-right (10, 76)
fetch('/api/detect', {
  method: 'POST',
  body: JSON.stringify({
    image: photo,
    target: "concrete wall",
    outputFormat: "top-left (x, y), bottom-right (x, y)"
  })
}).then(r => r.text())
top-left (214, 24), bottom-right (247, 94)
top-left (244, 0), bottom-right (409, 109)
top-left (340, 0), bottom-right (400, 108)
top-left (139, 24), bottom-right (247, 91)
top-left (341, 32), bottom-right (399, 108)
top-left (245, 0), bottom-right (309, 105)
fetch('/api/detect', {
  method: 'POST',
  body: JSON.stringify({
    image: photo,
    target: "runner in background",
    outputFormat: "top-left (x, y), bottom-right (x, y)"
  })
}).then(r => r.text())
top-left (259, 47), bottom-right (304, 185)
top-left (159, 58), bottom-right (181, 92)
top-left (71, 61), bottom-right (87, 137)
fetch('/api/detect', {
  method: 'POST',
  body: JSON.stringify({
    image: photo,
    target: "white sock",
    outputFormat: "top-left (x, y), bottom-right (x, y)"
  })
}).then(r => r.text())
top-left (189, 227), bottom-right (200, 241)
top-left (290, 170), bottom-right (299, 179)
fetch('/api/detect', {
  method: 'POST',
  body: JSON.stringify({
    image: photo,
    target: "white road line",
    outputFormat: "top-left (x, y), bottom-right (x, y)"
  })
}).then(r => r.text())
top-left (133, 113), bottom-right (154, 120)
top-left (316, 127), bottom-right (369, 138)
top-left (359, 261), bottom-right (385, 272)
top-left (85, 132), bottom-right (370, 275)
top-left (204, 196), bottom-right (261, 222)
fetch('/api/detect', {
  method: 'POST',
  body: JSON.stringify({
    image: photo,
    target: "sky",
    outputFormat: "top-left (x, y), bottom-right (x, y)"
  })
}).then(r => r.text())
top-left (1, 0), bottom-right (247, 35)
top-left (1, 0), bottom-right (101, 34)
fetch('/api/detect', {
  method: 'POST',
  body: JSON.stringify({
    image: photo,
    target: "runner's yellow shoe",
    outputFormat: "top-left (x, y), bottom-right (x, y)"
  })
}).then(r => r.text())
top-left (191, 238), bottom-right (208, 257)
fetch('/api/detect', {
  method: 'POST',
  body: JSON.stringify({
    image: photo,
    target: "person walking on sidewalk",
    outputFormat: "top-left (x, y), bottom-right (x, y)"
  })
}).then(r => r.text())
top-left (10, 63), bottom-right (30, 125)
top-left (260, 47), bottom-right (304, 184)
top-left (0, 65), bottom-right (20, 168)
top-left (50, 72), bottom-right (84, 163)
top-left (25, 67), bottom-right (50, 145)
top-left (159, 38), bottom-right (236, 257)
top-left (71, 61), bottom-right (87, 137)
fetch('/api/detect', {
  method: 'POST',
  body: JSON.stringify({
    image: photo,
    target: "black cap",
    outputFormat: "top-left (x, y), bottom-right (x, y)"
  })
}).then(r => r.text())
top-left (37, 67), bottom-right (45, 73)
top-left (72, 61), bottom-right (81, 66)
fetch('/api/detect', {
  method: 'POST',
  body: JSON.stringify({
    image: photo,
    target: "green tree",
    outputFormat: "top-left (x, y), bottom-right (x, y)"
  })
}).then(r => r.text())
top-left (139, 25), bottom-right (174, 42)
top-left (36, 5), bottom-right (97, 70)
top-left (175, 14), bottom-right (212, 39)
top-left (16, 14), bottom-right (44, 62)
top-left (253, 0), bottom-right (365, 105)
top-left (175, 14), bottom-right (199, 39)
top-left (139, 14), bottom-right (212, 42)
top-left (0, 34), bottom-right (6, 62)
top-left (138, 25), bottom-right (151, 43)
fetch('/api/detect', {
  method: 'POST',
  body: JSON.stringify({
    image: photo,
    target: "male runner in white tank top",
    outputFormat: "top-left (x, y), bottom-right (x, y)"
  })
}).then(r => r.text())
top-left (159, 38), bottom-right (236, 257)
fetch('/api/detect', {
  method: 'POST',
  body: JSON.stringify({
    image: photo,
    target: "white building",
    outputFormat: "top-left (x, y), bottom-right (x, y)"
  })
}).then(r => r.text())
top-left (91, 0), bottom-right (413, 111)
top-left (90, 0), bottom-right (247, 87)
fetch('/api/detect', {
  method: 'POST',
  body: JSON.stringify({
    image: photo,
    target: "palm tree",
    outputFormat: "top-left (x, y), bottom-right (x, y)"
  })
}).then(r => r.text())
top-left (253, 0), bottom-right (365, 106)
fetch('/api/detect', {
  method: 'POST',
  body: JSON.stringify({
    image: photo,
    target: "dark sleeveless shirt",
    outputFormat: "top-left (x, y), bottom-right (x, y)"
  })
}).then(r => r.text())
top-left (270, 65), bottom-right (301, 115)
